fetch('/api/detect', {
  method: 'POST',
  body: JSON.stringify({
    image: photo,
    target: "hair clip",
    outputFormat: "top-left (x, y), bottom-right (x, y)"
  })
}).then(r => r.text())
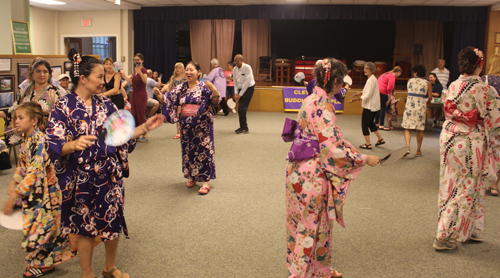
top-left (73, 53), bottom-right (82, 77)
top-left (473, 48), bottom-right (484, 68)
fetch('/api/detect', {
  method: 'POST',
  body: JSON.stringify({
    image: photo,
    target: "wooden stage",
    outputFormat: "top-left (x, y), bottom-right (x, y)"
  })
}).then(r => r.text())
top-left (248, 80), bottom-right (408, 116)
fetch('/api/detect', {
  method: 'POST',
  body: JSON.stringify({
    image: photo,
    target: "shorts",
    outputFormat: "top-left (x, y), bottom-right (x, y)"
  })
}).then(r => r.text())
top-left (226, 86), bottom-right (235, 97)
top-left (147, 98), bottom-right (159, 108)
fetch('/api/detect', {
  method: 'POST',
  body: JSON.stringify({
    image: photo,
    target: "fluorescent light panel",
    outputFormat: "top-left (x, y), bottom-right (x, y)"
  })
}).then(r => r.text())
top-left (30, 0), bottom-right (66, 4)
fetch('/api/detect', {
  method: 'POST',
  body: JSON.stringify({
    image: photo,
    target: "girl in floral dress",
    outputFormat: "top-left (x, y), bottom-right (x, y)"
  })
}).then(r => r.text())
top-left (45, 49), bottom-right (163, 278)
top-left (401, 65), bottom-right (432, 156)
top-left (385, 94), bottom-right (400, 130)
top-left (0, 59), bottom-right (61, 146)
top-left (155, 61), bottom-right (220, 195)
top-left (434, 47), bottom-right (500, 250)
top-left (2, 102), bottom-right (75, 278)
top-left (285, 58), bottom-right (380, 277)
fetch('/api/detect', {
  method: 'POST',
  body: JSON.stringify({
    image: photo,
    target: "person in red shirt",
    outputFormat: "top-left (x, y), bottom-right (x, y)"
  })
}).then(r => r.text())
top-left (376, 66), bottom-right (402, 130)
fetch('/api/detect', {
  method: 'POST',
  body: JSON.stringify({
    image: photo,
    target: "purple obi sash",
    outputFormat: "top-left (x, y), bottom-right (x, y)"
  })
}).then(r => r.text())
top-left (282, 118), bottom-right (319, 161)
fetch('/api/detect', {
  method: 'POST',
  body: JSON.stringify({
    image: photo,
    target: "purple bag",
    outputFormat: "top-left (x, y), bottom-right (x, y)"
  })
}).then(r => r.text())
top-left (282, 118), bottom-right (319, 161)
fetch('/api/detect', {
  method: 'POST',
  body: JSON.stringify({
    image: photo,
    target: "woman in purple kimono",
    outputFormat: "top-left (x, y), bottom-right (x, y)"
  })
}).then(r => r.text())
top-left (154, 61), bottom-right (220, 195)
top-left (45, 49), bottom-right (163, 278)
top-left (284, 58), bottom-right (380, 277)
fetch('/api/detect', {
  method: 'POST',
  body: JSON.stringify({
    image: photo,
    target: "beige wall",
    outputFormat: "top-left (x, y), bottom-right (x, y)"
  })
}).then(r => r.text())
top-left (0, 0), bottom-right (30, 54)
top-left (30, 7), bottom-right (58, 55)
top-left (29, 7), bottom-right (134, 73)
top-left (485, 8), bottom-right (500, 74)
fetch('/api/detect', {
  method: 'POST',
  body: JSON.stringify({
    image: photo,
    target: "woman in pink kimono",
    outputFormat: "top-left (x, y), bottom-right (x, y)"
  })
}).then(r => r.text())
top-left (433, 47), bottom-right (500, 250)
top-left (284, 58), bottom-right (380, 277)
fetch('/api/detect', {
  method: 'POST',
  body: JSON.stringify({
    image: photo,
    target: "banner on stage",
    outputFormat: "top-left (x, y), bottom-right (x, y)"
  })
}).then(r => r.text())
top-left (282, 87), bottom-right (343, 113)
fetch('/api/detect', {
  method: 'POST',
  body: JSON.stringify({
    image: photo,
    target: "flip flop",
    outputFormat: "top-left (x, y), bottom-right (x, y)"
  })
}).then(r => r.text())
top-left (102, 267), bottom-right (128, 278)
top-left (186, 180), bottom-right (196, 188)
top-left (198, 186), bottom-right (211, 195)
top-left (23, 267), bottom-right (55, 278)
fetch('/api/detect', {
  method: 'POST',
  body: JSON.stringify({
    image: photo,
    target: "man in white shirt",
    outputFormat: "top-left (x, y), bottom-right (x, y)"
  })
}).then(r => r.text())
top-left (145, 69), bottom-right (161, 117)
top-left (431, 59), bottom-right (450, 90)
top-left (233, 54), bottom-right (256, 134)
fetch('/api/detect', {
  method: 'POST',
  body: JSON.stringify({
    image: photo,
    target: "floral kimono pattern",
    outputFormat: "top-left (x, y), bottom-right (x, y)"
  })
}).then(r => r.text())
top-left (14, 129), bottom-right (76, 267)
top-left (437, 76), bottom-right (500, 242)
top-left (401, 77), bottom-right (428, 130)
top-left (161, 81), bottom-right (218, 182)
top-left (386, 94), bottom-right (399, 124)
top-left (285, 87), bottom-right (367, 277)
top-left (4, 83), bottom-right (61, 146)
top-left (45, 93), bottom-right (136, 241)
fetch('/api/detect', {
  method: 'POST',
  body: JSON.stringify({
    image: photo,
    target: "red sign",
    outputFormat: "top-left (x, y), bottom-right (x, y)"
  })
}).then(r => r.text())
top-left (82, 19), bottom-right (92, 27)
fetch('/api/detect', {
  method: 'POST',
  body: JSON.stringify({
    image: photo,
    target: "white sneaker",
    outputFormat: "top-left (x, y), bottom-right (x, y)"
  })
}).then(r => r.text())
top-left (231, 109), bottom-right (236, 113)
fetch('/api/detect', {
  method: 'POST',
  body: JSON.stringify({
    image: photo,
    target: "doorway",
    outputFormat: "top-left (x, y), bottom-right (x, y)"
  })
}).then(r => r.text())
top-left (64, 36), bottom-right (117, 61)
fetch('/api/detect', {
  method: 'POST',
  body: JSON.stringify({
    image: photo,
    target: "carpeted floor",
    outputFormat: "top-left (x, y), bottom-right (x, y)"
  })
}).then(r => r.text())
top-left (0, 111), bottom-right (499, 278)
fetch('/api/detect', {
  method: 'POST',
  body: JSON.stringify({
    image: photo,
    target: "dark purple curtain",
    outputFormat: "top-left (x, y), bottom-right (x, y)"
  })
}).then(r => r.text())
top-left (133, 17), bottom-right (176, 83)
top-left (450, 21), bottom-right (486, 82)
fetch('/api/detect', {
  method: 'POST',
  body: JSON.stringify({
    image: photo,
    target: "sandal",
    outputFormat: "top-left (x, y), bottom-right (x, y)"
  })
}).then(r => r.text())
top-left (487, 187), bottom-right (499, 196)
top-left (415, 151), bottom-right (422, 157)
top-left (375, 139), bottom-right (385, 146)
top-left (359, 144), bottom-right (372, 149)
top-left (186, 180), bottom-right (196, 188)
top-left (403, 149), bottom-right (411, 157)
top-left (23, 267), bottom-right (55, 278)
top-left (383, 127), bottom-right (391, 131)
top-left (433, 238), bottom-right (457, 251)
top-left (198, 186), bottom-right (211, 195)
top-left (102, 267), bottom-right (128, 278)
top-left (173, 134), bottom-right (180, 139)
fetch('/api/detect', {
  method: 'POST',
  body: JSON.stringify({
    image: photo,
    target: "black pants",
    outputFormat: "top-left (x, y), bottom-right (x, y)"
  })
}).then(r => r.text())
top-left (374, 94), bottom-right (388, 126)
top-left (238, 85), bottom-right (255, 130)
top-left (361, 108), bottom-right (379, 136)
top-left (220, 97), bottom-right (229, 114)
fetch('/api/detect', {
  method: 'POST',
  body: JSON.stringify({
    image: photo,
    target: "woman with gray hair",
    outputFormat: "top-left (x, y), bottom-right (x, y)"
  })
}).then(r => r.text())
top-left (349, 62), bottom-right (385, 149)
top-left (206, 58), bottom-right (229, 115)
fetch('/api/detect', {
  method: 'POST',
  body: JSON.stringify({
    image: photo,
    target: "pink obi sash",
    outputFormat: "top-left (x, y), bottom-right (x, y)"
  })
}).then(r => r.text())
top-left (181, 104), bottom-right (200, 117)
top-left (444, 100), bottom-right (484, 128)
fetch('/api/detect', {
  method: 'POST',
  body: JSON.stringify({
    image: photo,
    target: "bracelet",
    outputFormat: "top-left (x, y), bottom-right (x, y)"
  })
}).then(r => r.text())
top-left (141, 123), bottom-right (149, 133)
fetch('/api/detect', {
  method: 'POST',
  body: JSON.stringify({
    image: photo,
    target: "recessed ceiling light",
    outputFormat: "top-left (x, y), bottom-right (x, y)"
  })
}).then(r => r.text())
top-left (30, 0), bottom-right (66, 4)
top-left (105, 0), bottom-right (121, 5)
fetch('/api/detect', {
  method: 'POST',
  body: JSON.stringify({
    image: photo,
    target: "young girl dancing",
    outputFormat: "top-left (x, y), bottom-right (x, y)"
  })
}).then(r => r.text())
top-left (2, 101), bottom-right (75, 278)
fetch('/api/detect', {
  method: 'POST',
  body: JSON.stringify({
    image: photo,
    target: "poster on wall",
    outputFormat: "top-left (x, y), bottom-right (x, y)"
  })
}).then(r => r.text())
top-left (0, 58), bottom-right (12, 72)
top-left (282, 87), bottom-right (344, 113)
top-left (0, 75), bottom-right (14, 93)
top-left (17, 63), bottom-right (30, 85)
top-left (11, 21), bottom-right (32, 54)
top-left (0, 92), bottom-right (14, 110)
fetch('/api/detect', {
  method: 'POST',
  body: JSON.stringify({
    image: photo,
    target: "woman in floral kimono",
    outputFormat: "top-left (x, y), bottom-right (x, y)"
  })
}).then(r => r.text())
top-left (155, 61), bottom-right (220, 195)
top-left (433, 47), bottom-right (500, 251)
top-left (45, 49), bottom-right (163, 278)
top-left (2, 102), bottom-right (76, 278)
top-left (285, 58), bottom-right (380, 277)
top-left (0, 59), bottom-right (61, 146)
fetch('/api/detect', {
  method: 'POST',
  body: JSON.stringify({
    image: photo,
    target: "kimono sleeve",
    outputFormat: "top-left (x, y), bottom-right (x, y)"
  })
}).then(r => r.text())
top-left (14, 141), bottom-right (46, 196)
top-left (45, 101), bottom-right (70, 165)
top-left (314, 101), bottom-right (367, 183)
top-left (161, 86), bottom-right (180, 124)
top-left (477, 86), bottom-right (500, 181)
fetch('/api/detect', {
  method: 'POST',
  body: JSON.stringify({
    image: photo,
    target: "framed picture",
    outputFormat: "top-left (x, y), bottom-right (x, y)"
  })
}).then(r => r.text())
top-left (0, 75), bottom-right (14, 93)
top-left (51, 66), bottom-right (62, 80)
top-left (17, 63), bottom-right (30, 86)
top-left (64, 61), bottom-right (72, 72)
top-left (496, 32), bottom-right (500, 44)
top-left (0, 92), bottom-right (14, 110)
top-left (0, 58), bottom-right (12, 71)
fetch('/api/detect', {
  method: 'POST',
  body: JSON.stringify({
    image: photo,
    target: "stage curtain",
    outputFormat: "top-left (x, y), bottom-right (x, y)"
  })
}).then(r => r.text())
top-left (450, 21), bottom-right (486, 82)
top-left (394, 21), bottom-right (443, 79)
top-left (190, 20), bottom-right (213, 75)
top-left (213, 20), bottom-right (235, 70)
top-left (241, 19), bottom-right (271, 78)
top-left (136, 5), bottom-right (487, 22)
top-left (133, 20), bottom-right (177, 84)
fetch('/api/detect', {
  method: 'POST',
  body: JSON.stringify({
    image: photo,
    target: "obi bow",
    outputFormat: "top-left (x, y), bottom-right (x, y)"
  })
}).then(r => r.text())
top-left (444, 100), bottom-right (484, 128)
top-left (282, 118), bottom-right (319, 161)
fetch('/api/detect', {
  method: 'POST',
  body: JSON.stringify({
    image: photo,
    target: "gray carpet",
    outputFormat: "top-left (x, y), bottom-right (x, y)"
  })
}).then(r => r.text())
top-left (0, 111), bottom-right (499, 278)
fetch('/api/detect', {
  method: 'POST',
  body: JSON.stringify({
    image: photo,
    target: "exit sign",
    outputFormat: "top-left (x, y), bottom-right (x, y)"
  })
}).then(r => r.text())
top-left (82, 19), bottom-right (92, 27)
